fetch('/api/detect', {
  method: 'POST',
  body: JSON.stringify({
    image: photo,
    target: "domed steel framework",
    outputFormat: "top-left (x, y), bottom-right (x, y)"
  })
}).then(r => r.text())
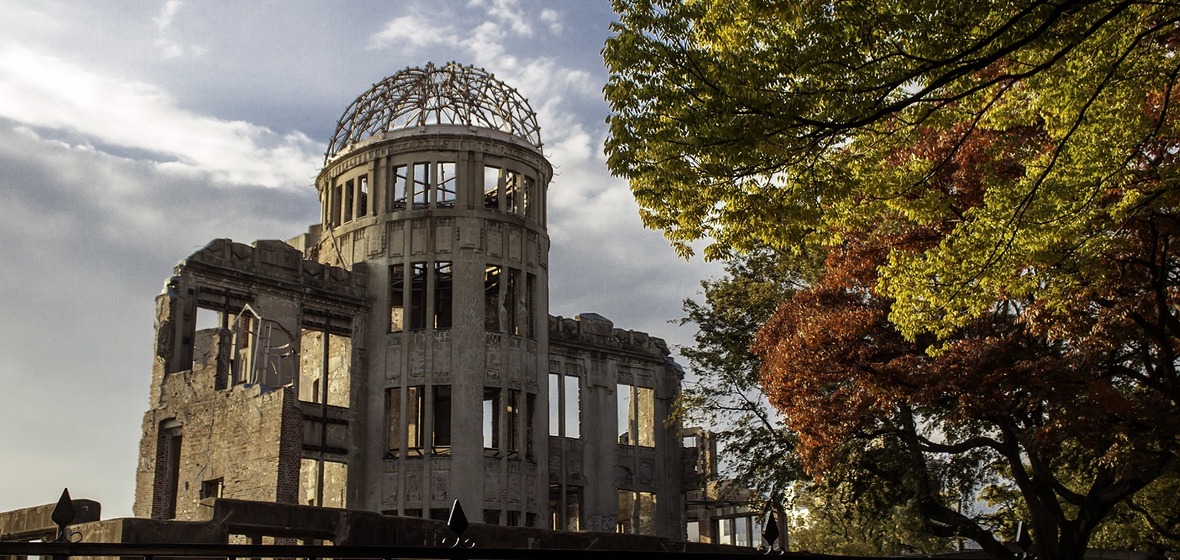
top-left (325, 63), bottom-right (543, 163)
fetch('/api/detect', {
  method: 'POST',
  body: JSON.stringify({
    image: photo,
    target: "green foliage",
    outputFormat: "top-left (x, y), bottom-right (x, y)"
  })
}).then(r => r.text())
top-left (788, 440), bottom-right (958, 556)
top-left (606, 2), bottom-right (1180, 559)
top-left (674, 249), bottom-right (814, 497)
top-left (605, 0), bottom-right (1180, 337)
top-left (676, 250), bottom-right (955, 554)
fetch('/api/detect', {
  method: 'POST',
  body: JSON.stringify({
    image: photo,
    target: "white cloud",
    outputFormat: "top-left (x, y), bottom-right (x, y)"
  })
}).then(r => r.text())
top-left (0, 46), bottom-right (320, 188)
top-left (467, 0), bottom-right (537, 37)
top-left (153, 0), bottom-right (183, 30)
top-left (368, 13), bottom-right (459, 51)
top-left (152, 0), bottom-right (203, 60)
top-left (0, 2), bottom-right (726, 520)
top-left (0, 121), bottom-right (321, 515)
top-left (540, 9), bottom-right (563, 34)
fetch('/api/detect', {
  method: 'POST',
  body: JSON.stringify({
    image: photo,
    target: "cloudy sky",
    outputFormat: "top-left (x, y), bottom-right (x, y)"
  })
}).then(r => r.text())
top-left (0, 0), bottom-right (721, 517)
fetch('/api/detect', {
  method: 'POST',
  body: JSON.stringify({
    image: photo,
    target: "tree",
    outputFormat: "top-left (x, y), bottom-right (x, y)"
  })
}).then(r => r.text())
top-left (677, 250), bottom-right (953, 555)
top-left (604, 2), bottom-right (1180, 558)
top-left (750, 215), bottom-right (1180, 559)
top-left (674, 250), bottom-right (809, 499)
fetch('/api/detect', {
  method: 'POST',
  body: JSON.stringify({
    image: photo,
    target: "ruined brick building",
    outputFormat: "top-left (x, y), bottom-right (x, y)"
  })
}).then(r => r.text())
top-left (131, 63), bottom-right (690, 540)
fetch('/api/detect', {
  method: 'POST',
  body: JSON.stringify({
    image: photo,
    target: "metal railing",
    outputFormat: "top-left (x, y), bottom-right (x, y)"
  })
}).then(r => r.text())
top-left (1, 491), bottom-right (895, 560)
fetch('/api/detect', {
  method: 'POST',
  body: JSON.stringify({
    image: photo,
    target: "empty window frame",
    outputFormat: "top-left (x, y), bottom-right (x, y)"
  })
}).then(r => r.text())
top-left (433, 385), bottom-right (452, 452)
top-left (485, 165), bottom-right (535, 219)
top-left (343, 179), bottom-right (354, 223)
top-left (391, 164), bottom-right (408, 210)
top-left (388, 385), bottom-right (449, 455)
top-left (485, 265), bottom-right (502, 332)
top-left (636, 387), bottom-right (655, 447)
top-left (409, 263), bottom-right (427, 330)
top-left (715, 514), bottom-right (761, 547)
top-left (483, 165), bottom-right (500, 210)
top-left (412, 162), bottom-right (431, 207)
top-left (549, 485), bottom-right (582, 531)
top-left (485, 265), bottom-right (527, 335)
top-left (358, 175), bottom-right (369, 217)
top-left (483, 387), bottom-right (501, 450)
top-left (523, 175), bottom-right (535, 219)
top-left (389, 264), bottom-right (404, 332)
top-left (617, 491), bottom-right (657, 535)
top-left (437, 162), bottom-right (456, 207)
top-left (298, 328), bottom-right (351, 408)
top-left (299, 459), bottom-right (348, 508)
top-left (331, 185), bottom-right (342, 227)
top-left (200, 478), bottom-right (223, 499)
top-left (505, 170), bottom-right (521, 215)
top-left (506, 268), bottom-right (520, 335)
top-left (434, 262), bottom-right (452, 329)
top-left (617, 384), bottom-right (655, 446)
top-left (687, 520), bottom-right (701, 542)
top-left (155, 422), bottom-right (183, 519)
top-left (406, 386), bottom-right (424, 453)
top-left (506, 389), bottom-right (521, 454)
top-left (550, 373), bottom-right (581, 439)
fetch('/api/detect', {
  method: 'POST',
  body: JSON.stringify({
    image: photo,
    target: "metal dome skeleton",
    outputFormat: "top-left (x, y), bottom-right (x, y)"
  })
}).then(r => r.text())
top-left (325, 63), bottom-right (543, 164)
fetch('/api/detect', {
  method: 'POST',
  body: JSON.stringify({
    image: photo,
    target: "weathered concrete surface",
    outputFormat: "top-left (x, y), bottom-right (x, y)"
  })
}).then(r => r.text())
top-left (0, 499), bottom-right (100, 541)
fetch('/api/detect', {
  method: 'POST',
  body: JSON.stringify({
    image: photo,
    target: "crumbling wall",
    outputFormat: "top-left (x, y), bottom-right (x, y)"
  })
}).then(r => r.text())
top-left (133, 327), bottom-right (302, 519)
top-left (547, 313), bottom-right (684, 539)
top-left (134, 239), bottom-right (366, 521)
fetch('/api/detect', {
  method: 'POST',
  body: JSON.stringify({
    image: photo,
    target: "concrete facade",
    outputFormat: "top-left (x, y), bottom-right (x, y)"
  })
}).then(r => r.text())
top-left (129, 64), bottom-right (691, 540)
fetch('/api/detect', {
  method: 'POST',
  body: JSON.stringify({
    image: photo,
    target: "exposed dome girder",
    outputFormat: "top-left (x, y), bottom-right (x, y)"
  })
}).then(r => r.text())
top-left (325, 62), bottom-right (542, 163)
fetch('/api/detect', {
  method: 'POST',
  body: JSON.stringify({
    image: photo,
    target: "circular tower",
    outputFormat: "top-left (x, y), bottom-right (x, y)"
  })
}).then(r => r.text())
top-left (315, 63), bottom-right (551, 525)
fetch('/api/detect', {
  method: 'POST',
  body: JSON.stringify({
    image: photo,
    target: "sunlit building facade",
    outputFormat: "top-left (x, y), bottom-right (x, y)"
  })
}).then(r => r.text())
top-left (130, 63), bottom-right (689, 539)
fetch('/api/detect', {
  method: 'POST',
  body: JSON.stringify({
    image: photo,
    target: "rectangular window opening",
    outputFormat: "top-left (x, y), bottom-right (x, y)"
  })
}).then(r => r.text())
top-left (523, 175), bottom-right (535, 219)
top-left (638, 491), bottom-right (657, 535)
top-left (616, 491), bottom-right (635, 534)
top-left (507, 389), bottom-right (521, 454)
top-left (505, 170), bottom-right (521, 214)
top-left (434, 262), bottom-right (452, 329)
top-left (484, 265), bottom-right (502, 332)
top-left (617, 384), bottom-right (632, 445)
top-left (297, 459), bottom-right (347, 508)
top-left (409, 263), bottom-right (427, 330)
top-left (407, 386), bottom-right (424, 454)
top-left (358, 175), bottom-right (369, 217)
top-left (433, 385), bottom-right (452, 453)
top-left (548, 373), bottom-right (561, 437)
top-left (412, 162), bottom-right (430, 207)
top-left (483, 387), bottom-right (501, 450)
top-left (484, 165), bottom-right (501, 210)
top-left (550, 485), bottom-right (582, 531)
top-left (389, 264), bottom-right (404, 332)
top-left (343, 179), bottom-right (354, 223)
top-left (298, 327), bottom-right (350, 408)
top-left (200, 478), bottom-right (223, 499)
top-left (391, 165), bottom-right (408, 210)
top-left (637, 387), bottom-right (655, 447)
top-left (506, 268), bottom-right (519, 336)
top-left (564, 376), bottom-right (581, 439)
top-left (437, 162), bottom-right (456, 207)
top-left (331, 185), bottom-right (342, 227)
